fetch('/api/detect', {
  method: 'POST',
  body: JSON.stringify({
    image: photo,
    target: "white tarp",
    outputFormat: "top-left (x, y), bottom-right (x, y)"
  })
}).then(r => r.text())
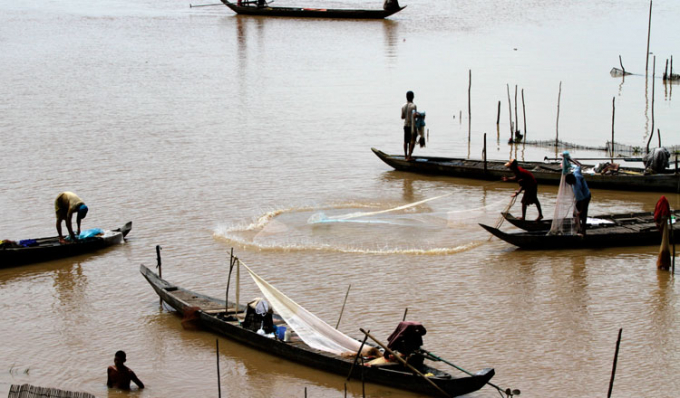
top-left (241, 261), bottom-right (363, 356)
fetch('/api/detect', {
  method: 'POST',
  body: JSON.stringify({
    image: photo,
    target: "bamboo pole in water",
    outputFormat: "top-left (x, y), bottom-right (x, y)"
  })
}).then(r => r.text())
top-left (521, 89), bottom-right (527, 140)
top-left (611, 97), bottom-right (615, 162)
top-left (496, 100), bottom-right (501, 125)
top-left (646, 56), bottom-right (656, 152)
top-left (607, 328), bottom-right (623, 398)
top-left (506, 84), bottom-right (513, 140)
top-left (514, 85), bottom-right (519, 137)
top-left (555, 81), bottom-right (562, 149)
top-left (468, 70), bottom-right (472, 140)
top-left (645, 0), bottom-right (653, 73)
top-left (216, 339), bottom-right (222, 398)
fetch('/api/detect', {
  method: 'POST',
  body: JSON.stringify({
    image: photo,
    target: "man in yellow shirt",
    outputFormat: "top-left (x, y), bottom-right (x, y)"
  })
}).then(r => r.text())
top-left (54, 191), bottom-right (88, 243)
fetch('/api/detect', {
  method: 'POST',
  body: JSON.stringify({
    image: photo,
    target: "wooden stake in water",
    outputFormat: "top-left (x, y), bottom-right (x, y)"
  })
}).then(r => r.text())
top-left (156, 245), bottom-right (162, 306)
top-left (555, 81), bottom-right (562, 149)
top-left (506, 84), bottom-right (513, 140)
top-left (611, 97), bottom-right (615, 162)
top-left (521, 89), bottom-right (527, 140)
top-left (335, 284), bottom-right (351, 329)
top-left (646, 56), bottom-right (657, 152)
top-left (607, 328), bottom-right (623, 398)
top-left (496, 100), bottom-right (501, 125)
top-left (216, 339), bottom-right (222, 398)
top-left (645, 0), bottom-right (653, 73)
top-left (402, 307), bottom-right (408, 321)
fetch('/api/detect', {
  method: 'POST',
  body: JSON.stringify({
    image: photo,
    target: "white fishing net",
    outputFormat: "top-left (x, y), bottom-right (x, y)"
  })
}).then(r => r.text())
top-left (241, 261), bottom-right (364, 356)
top-left (548, 154), bottom-right (577, 236)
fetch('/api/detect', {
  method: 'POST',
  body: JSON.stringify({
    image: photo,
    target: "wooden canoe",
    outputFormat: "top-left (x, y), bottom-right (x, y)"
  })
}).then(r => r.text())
top-left (372, 148), bottom-right (680, 193)
top-left (140, 264), bottom-right (495, 397)
top-left (502, 211), bottom-right (678, 232)
top-left (0, 222), bottom-right (132, 267)
top-left (221, 0), bottom-right (405, 18)
top-left (479, 218), bottom-right (677, 250)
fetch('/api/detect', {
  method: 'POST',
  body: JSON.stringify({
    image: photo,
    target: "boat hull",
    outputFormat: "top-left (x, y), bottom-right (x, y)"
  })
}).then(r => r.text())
top-left (140, 264), bottom-right (494, 397)
top-left (372, 148), bottom-right (680, 193)
top-left (479, 221), bottom-right (676, 250)
top-left (222, 1), bottom-right (405, 18)
top-left (0, 222), bottom-right (131, 267)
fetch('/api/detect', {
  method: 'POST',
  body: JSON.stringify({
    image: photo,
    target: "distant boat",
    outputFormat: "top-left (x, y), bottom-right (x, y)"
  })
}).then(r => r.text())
top-left (0, 222), bottom-right (132, 267)
top-left (221, 0), bottom-right (406, 18)
top-left (371, 148), bottom-right (680, 193)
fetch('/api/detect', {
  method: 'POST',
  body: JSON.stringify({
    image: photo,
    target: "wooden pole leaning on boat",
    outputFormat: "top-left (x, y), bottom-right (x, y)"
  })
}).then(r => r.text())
top-left (418, 349), bottom-right (520, 397)
top-left (336, 284), bottom-right (351, 329)
top-left (347, 331), bottom-right (369, 381)
top-left (359, 329), bottom-right (451, 398)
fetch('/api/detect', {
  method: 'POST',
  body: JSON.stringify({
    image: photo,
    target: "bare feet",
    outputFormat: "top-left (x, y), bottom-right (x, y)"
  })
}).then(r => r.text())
top-left (516, 217), bottom-right (524, 221)
top-left (536, 215), bottom-right (544, 221)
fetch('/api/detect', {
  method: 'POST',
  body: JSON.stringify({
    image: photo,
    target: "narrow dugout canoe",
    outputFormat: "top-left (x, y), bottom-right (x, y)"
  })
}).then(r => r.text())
top-left (221, 0), bottom-right (405, 18)
top-left (0, 222), bottom-right (132, 267)
top-left (501, 211), bottom-right (678, 232)
top-left (372, 148), bottom-right (680, 193)
top-left (140, 264), bottom-right (495, 397)
top-left (479, 219), bottom-right (677, 250)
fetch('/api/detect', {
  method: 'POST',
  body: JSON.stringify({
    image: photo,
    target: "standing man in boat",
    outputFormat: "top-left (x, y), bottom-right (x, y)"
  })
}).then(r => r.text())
top-left (401, 91), bottom-right (417, 161)
top-left (107, 350), bottom-right (144, 390)
top-left (502, 159), bottom-right (544, 221)
top-left (565, 166), bottom-right (591, 237)
top-left (55, 191), bottom-right (88, 244)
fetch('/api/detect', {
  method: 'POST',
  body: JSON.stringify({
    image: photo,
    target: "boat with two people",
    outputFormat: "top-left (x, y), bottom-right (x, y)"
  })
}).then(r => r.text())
top-left (0, 222), bottom-right (132, 267)
top-left (140, 250), bottom-right (512, 397)
top-left (221, 0), bottom-right (405, 18)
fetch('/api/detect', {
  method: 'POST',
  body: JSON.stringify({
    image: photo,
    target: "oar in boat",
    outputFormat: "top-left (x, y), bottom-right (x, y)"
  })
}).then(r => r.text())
top-left (418, 349), bottom-right (520, 397)
top-left (346, 331), bottom-right (369, 381)
top-left (335, 284), bottom-right (351, 329)
top-left (360, 328), bottom-right (450, 398)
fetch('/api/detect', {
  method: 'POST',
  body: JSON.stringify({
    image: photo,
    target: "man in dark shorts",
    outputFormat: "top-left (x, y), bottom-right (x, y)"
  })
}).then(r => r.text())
top-left (565, 166), bottom-right (591, 236)
top-left (401, 90), bottom-right (417, 161)
top-left (502, 159), bottom-right (544, 221)
top-left (107, 350), bottom-right (144, 390)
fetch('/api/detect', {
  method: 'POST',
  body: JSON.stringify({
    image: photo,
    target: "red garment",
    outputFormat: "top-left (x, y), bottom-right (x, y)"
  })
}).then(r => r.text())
top-left (515, 166), bottom-right (538, 190)
top-left (654, 196), bottom-right (671, 223)
top-left (387, 321), bottom-right (426, 352)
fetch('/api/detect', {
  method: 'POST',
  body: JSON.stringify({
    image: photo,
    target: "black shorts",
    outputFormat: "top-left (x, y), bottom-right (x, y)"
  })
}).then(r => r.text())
top-left (404, 126), bottom-right (414, 143)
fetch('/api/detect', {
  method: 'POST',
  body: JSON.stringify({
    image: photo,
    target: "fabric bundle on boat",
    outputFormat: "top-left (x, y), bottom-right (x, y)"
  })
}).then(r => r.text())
top-left (242, 261), bottom-right (366, 356)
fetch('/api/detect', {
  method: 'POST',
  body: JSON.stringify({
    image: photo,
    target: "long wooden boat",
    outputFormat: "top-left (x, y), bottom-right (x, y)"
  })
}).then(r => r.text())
top-left (0, 222), bottom-right (132, 267)
top-left (372, 148), bottom-right (680, 193)
top-left (479, 217), bottom-right (677, 250)
top-left (221, 0), bottom-right (405, 18)
top-left (222, 0), bottom-right (406, 19)
top-left (502, 211), bottom-right (676, 232)
top-left (140, 264), bottom-right (495, 397)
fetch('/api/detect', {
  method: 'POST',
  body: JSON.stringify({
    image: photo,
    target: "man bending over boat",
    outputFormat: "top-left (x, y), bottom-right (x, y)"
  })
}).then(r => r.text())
top-left (107, 350), bottom-right (144, 390)
top-left (502, 159), bottom-right (544, 221)
top-left (401, 90), bottom-right (417, 161)
top-left (54, 191), bottom-right (88, 244)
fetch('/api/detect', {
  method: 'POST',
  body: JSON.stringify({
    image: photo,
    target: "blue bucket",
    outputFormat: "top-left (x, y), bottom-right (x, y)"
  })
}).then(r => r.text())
top-left (276, 326), bottom-right (287, 340)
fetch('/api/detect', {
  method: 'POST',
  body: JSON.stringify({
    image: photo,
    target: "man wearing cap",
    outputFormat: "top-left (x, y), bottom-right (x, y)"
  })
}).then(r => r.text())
top-left (55, 191), bottom-right (88, 244)
top-left (502, 159), bottom-right (544, 221)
